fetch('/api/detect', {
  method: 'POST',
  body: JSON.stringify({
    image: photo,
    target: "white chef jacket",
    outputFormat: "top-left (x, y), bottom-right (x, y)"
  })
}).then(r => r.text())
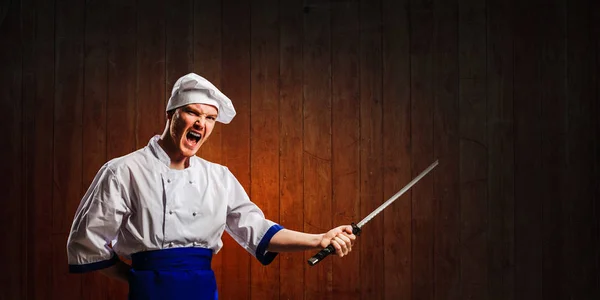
top-left (67, 135), bottom-right (283, 273)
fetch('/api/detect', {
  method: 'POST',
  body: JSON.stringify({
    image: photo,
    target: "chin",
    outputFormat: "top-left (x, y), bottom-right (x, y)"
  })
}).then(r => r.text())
top-left (180, 148), bottom-right (199, 157)
top-left (178, 142), bottom-right (201, 157)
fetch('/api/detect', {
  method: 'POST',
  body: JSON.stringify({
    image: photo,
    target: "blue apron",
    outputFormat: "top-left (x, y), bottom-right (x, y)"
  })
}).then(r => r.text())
top-left (129, 248), bottom-right (218, 300)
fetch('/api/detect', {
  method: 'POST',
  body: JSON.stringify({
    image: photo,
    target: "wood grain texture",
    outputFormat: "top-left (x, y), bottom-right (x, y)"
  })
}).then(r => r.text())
top-left (303, 2), bottom-right (333, 299)
top-left (52, 0), bottom-right (84, 297)
top-left (53, 233), bottom-right (81, 299)
top-left (53, 0), bottom-right (84, 236)
top-left (21, 0), bottom-right (35, 294)
top-left (458, 0), bottom-right (488, 298)
top-left (2, 1), bottom-right (600, 299)
top-left (565, 0), bottom-right (597, 298)
top-left (195, 0), bottom-right (223, 165)
top-left (382, 0), bottom-right (413, 299)
top-left (514, 0), bottom-right (543, 298)
top-left (410, 0), bottom-right (436, 299)
top-left (81, 0), bottom-right (109, 297)
top-left (331, 1), bottom-right (360, 299)
top-left (22, 0), bottom-right (56, 298)
top-left (137, 0), bottom-right (165, 146)
top-left (165, 0), bottom-right (193, 97)
top-left (221, 1), bottom-right (252, 299)
top-left (106, 0), bottom-right (138, 297)
top-left (595, 2), bottom-right (600, 297)
top-left (359, 0), bottom-right (384, 299)
top-left (486, 0), bottom-right (515, 299)
top-left (279, 1), bottom-right (305, 299)
top-left (432, 0), bottom-right (460, 299)
top-left (250, 0), bottom-right (280, 298)
top-left (538, 0), bottom-right (567, 298)
top-left (0, 0), bottom-right (23, 298)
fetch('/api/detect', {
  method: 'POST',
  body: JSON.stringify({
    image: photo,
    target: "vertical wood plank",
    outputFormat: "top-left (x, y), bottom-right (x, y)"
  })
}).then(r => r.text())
top-left (432, 0), bottom-right (460, 299)
top-left (565, 0), bottom-right (597, 298)
top-left (279, 1), bottom-right (305, 299)
top-left (331, 1), bottom-right (360, 299)
top-left (595, 1), bottom-right (600, 297)
top-left (538, 0), bottom-right (567, 299)
top-left (106, 0), bottom-right (137, 297)
top-left (24, 0), bottom-right (56, 298)
top-left (53, 0), bottom-right (84, 236)
top-left (513, 0), bottom-right (543, 297)
top-left (382, 0), bottom-right (412, 298)
top-left (193, 0), bottom-right (223, 292)
top-left (165, 0), bottom-right (194, 99)
top-left (137, 0), bottom-right (165, 147)
top-left (221, 0), bottom-right (252, 299)
top-left (21, 0), bottom-right (35, 295)
top-left (195, 0), bottom-right (223, 164)
top-left (458, 0), bottom-right (488, 298)
top-left (250, 1), bottom-right (280, 299)
top-left (409, 0), bottom-right (435, 299)
top-left (486, 0), bottom-right (515, 298)
top-left (0, 0), bottom-right (23, 298)
top-left (53, 233), bottom-right (80, 299)
top-left (53, 0), bottom-right (85, 297)
top-left (81, 0), bottom-right (109, 298)
top-left (359, 0), bottom-right (384, 299)
top-left (303, 2), bottom-right (332, 299)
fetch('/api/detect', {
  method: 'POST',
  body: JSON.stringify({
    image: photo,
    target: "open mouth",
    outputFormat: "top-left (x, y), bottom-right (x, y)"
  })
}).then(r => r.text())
top-left (186, 131), bottom-right (202, 146)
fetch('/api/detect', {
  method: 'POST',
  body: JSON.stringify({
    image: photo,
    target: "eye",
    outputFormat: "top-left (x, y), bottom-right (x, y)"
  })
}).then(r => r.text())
top-left (187, 109), bottom-right (199, 116)
top-left (207, 116), bottom-right (216, 121)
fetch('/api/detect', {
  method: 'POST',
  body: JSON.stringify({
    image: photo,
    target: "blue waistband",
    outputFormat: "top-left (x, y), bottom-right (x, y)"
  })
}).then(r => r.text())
top-left (131, 247), bottom-right (213, 271)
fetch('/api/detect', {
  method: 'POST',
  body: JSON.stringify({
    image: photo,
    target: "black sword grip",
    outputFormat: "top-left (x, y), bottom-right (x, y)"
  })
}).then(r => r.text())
top-left (351, 223), bottom-right (361, 236)
top-left (307, 223), bottom-right (362, 266)
top-left (307, 244), bottom-right (335, 266)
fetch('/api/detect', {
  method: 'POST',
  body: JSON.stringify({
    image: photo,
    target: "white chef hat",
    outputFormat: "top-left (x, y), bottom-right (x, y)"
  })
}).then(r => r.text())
top-left (166, 73), bottom-right (236, 124)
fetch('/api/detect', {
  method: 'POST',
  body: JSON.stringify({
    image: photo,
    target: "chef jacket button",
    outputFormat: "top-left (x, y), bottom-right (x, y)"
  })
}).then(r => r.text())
top-left (169, 210), bottom-right (173, 215)
top-left (189, 180), bottom-right (193, 184)
top-left (167, 179), bottom-right (171, 183)
top-left (193, 242), bottom-right (197, 246)
top-left (193, 212), bottom-right (197, 216)
top-left (168, 242), bottom-right (173, 247)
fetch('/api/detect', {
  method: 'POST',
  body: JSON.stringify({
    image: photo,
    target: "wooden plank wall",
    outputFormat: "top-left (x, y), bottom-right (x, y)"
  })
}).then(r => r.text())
top-left (1, 0), bottom-right (599, 299)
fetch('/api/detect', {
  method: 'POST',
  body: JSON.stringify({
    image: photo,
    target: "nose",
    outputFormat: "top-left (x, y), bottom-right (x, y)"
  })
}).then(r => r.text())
top-left (194, 116), bottom-right (205, 129)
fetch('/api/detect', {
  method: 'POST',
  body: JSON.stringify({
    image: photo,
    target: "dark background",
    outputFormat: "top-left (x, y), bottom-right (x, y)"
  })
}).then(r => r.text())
top-left (0, 0), bottom-right (598, 299)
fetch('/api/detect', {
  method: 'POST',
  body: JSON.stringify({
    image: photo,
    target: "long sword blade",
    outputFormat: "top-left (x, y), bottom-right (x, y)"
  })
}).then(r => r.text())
top-left (307, 159), bottom-right (439, 266)
top-left (356, 159), bottom-right (439, 228)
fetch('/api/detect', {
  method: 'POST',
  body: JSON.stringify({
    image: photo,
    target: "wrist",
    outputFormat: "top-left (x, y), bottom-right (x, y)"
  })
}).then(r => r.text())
top-left (314, 233), bottom-right (325, 248)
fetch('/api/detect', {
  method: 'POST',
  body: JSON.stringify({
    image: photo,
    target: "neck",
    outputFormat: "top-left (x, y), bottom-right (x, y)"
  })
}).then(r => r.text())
top-left (167, 154), bottom-right (189, 170)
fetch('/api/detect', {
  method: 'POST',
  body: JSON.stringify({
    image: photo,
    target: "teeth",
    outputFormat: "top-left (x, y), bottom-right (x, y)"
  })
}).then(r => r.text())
top-left (189, 132), bottom-right (201, 138)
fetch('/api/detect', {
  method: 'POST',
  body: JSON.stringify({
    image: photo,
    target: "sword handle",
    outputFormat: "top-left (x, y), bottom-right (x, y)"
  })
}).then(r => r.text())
top-left (307, 244), bottom-right (335, 266)
top-left (307, 223), bottom-right (361, 266)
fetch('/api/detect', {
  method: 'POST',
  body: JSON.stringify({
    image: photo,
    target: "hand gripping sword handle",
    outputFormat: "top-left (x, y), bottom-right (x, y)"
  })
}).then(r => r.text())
top-left (307, 223), bottom-right (361, 266)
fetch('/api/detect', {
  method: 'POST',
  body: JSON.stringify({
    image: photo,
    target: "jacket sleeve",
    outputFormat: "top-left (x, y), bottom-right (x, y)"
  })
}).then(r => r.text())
top-left (223, 167), bottom-right (283, 265)
top-left (66, 164), bottom-right (130, 273)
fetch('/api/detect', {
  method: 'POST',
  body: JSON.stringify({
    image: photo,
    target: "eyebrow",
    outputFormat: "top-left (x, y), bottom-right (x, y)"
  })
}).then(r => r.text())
top-left (187, 106), bottom-right (218, 117)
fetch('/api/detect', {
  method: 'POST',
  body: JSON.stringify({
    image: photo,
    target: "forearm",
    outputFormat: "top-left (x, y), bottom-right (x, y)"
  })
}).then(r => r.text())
top-left (99, 260), bottom-right (131, 283)
top-left (267, 229), bottom-right (324, 252)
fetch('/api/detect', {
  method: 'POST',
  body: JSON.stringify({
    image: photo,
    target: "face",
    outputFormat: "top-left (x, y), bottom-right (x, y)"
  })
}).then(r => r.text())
top-left (166, 103), bottom-right (218, 158)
